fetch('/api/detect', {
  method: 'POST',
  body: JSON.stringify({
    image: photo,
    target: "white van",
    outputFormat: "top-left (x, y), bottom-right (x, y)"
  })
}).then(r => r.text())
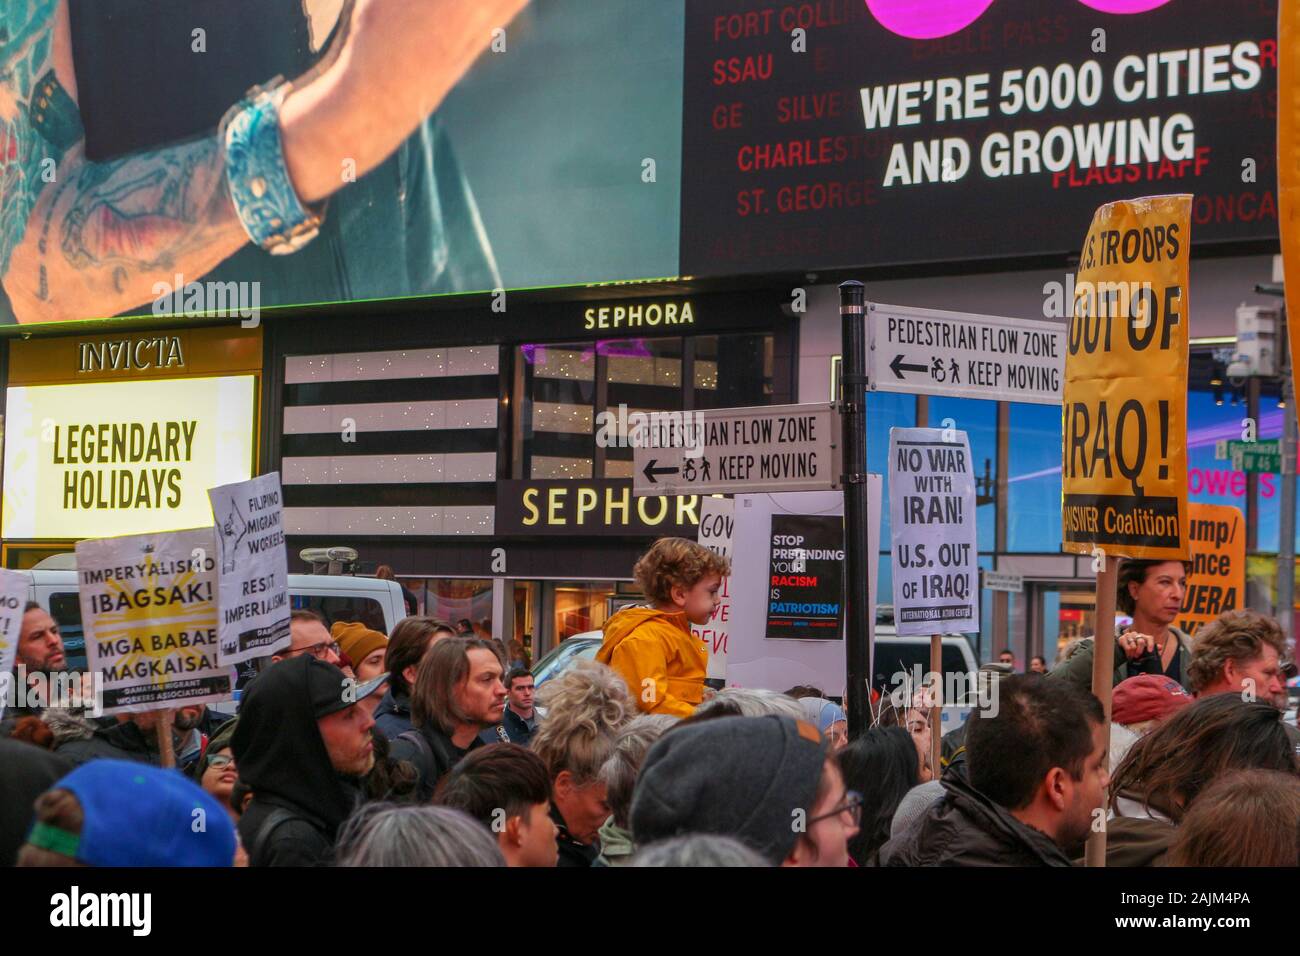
top-left (24, 554), bottom-right (406, 672)
top-left (872, 628), bottom-right (981, 734)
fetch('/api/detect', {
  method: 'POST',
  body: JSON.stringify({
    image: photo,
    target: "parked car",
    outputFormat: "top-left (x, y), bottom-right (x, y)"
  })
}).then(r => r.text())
top-left (532, 631), bottom-right (603, 688)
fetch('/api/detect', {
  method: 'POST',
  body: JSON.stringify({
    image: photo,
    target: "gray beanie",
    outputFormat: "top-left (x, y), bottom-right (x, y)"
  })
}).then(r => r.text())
top-left (630, 715), bottom-right (828, 865)
top-left (889, 780), bottom-right (946, 839)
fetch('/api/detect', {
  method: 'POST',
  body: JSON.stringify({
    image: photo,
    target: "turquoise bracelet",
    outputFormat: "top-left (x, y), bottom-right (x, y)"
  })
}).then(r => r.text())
top-left (221, 80), bottom-right (324, 255)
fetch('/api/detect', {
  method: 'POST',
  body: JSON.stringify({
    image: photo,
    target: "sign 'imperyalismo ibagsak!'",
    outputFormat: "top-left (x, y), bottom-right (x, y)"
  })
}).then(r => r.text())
top-left (1061, 194), bottom-right (1190, 561)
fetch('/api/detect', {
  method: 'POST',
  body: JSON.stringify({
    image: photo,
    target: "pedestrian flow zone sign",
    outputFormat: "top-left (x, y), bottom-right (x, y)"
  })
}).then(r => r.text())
top-left (632, 403), bottom-right (841, 497)
top-left (866, 302), bottom-right (1065, 405)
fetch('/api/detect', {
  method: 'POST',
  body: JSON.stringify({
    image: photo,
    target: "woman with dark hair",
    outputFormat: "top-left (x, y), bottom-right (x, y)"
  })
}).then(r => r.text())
top-left (1095, 694), bottom-right (1297, 866)
top-left (1050, 558), bottom-right (1195, 693)
top-left (835, 726), bottom-right (919, 866)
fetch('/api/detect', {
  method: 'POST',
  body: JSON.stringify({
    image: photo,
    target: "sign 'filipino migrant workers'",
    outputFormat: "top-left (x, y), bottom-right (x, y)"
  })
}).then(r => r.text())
top-left (77, 528), bottom-right (233, 715)
top-left (888, 427), bottom-right (979, 775)
top-left (0, 567), bottom-right (33, 719)
top-left (1062, 194), bottom-right (1191, 868)
top-left (208, 473), bottom-right (290, 666)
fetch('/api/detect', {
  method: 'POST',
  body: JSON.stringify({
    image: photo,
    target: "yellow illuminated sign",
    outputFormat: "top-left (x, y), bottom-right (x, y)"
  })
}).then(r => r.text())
top-left (3, 376), bottom-right (255, 540)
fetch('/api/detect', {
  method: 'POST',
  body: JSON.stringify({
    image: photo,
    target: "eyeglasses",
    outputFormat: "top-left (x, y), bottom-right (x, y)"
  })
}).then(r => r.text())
top-left (808, 790), bottom-right (863, 828)
top-left (207, 754), bottom-right (236, 770)
top-left (290, 641), bottom-right (341, 660)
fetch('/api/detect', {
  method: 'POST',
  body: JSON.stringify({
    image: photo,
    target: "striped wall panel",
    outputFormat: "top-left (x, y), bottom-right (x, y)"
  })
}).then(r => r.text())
top-left (281, 347), bottom-right (499, 536)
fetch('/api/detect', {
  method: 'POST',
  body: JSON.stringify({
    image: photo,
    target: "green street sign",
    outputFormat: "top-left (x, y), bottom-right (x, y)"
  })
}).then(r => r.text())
top-left (1216, 439), bottom-right (1282, 474)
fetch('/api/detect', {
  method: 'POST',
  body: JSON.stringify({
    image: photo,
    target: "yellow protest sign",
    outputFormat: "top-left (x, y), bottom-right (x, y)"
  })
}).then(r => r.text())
top-left (1282, 0), bottom-right (1300, 381)
top-left (1061, 195), bottom-right (1190, 561)
top-left (1175, 503), bottom-right (1246, 636)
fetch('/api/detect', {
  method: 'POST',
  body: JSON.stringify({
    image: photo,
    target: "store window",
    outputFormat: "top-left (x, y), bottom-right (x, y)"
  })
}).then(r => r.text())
top-left (553, 582), bottom-right (622, 640)
top-left (519, 345), bottom-right (596, 479)
top-left (693, 333), bottom-right (775, 409)
top-left (605, 338), bottom-right (684, 479)
top-left (1186, 388), bottom-right (1284, 551)
top-left (516, 332), bottom-right (776, 481)
top-left (1007, 402), bottom-right (1064, 552)
top-left (407, 578), bottom-right (494, 631)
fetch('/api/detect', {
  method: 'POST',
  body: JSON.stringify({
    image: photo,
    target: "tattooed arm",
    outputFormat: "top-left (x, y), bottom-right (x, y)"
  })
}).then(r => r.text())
top-left (1, 0), bottom-right (531, 324)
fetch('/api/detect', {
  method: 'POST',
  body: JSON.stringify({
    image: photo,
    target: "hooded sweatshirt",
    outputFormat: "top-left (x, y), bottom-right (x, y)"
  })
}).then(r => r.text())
top-left (0, 739), bottom-right (73, 865)
top-left (232, 657), bottom-right (364, 867)
top-left (596, 606), bottom-right (706, 718)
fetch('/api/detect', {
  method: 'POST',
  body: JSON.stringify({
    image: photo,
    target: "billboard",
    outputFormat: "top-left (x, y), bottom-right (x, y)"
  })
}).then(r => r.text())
top-left (0, 0), bottom-right (683, 326)
top-left (2, 375), bottom-right (256, 539)
top-left (0, 1), bottom-right (1279, 327)
top-left (680, 0), bottom-right (1279, 276)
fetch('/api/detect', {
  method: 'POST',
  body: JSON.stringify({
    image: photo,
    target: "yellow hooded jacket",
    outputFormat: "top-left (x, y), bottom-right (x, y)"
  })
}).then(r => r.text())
top-left (596, 606), bottom-right (706, 718)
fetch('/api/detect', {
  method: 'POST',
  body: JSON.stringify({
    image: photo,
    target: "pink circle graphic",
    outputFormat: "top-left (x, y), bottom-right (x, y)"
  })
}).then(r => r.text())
top-left (865, 0), bottom-right (997, 40)
top-left (1076, 0), bottom-right (1174, 12)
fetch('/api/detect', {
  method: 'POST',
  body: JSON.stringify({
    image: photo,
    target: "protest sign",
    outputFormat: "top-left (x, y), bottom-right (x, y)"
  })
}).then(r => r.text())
top-left (693, 496), bottom-right (733, 680)
top-left (0, 568), bottom-right (31, 719)
top-left (888, 427), bottom-right (979, 637)
top-left (1175, 503), bottom-right (1246, 636)
top-left (77, 527), bottom-right (233, 715)
top-left (765, 514), bottom-right (845, 641)
top-left (1061, 195), bottom-right (1191, 562)
top-left (726, 484), bottom-right (881, 694)
top-left (209, 472), bottom-right (291, 665)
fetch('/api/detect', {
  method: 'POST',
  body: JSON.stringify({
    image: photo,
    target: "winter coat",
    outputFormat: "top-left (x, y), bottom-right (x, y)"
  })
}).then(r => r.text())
top-left (55, 718), bottom-right (161, 767)
top-left (232, 657), bottom-right (367, 867)
top-left (478, 705), bottom-right (537, 748)
top-left (389, 720), bottom-right (483, 803)
top-left (1049, 626), bottom-right (1195, 694)
top-left (1080, 793), bottom-right (1177, 867)
top-left (552, 803), bottom-right (599, 868)
top-left (372, 689), bottom-right (414, 740)
top-left (879, 772), bottom-right (1073, 867)
top-left (596, 606), bottom-right (706, 718)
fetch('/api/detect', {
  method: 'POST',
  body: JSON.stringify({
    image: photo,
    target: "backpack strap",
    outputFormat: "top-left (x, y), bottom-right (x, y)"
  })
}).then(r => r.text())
top-left (251, 807), bottom-right (298, 866)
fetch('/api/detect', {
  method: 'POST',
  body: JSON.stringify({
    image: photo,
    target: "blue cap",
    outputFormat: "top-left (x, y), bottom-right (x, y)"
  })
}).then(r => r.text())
top-left (46, 760), bottom-right (236, 867)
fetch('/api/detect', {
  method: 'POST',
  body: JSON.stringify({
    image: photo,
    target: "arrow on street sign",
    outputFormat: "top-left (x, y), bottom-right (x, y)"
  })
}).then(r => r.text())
top-left (641, 459), bottom-right (680, 484)
top-left (631, 402), bottom-right (842, 496)
top-left (889, 355), bottom-right (928, 379)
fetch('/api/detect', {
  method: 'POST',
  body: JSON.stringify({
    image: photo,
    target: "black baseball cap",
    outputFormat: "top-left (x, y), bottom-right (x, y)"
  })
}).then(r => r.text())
top-left (304, 657), bottom-right (387, 719)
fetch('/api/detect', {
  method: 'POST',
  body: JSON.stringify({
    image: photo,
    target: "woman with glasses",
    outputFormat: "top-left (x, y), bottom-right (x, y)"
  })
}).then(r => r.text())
top-left (193, 718), bottom-right (242, 824)
top-left (630, 714), bottom-right (861, 867)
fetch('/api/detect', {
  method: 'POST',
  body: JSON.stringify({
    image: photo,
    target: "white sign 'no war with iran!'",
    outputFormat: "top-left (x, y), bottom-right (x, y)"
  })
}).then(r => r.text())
top-left (888, 427), bottom-right (979, 637)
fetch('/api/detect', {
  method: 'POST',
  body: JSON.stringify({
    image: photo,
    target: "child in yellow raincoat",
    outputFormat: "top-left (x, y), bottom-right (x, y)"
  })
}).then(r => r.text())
top-left (597, 537), bottom-right (730, 717)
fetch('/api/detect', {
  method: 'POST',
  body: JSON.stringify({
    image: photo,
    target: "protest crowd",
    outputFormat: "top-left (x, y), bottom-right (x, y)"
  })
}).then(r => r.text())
top-left (2, 536), bottom-right (1298, 869)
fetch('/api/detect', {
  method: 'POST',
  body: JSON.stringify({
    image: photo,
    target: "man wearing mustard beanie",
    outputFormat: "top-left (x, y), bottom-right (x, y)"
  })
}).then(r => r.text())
top-left (331, 622), bottom-right (389, 683)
